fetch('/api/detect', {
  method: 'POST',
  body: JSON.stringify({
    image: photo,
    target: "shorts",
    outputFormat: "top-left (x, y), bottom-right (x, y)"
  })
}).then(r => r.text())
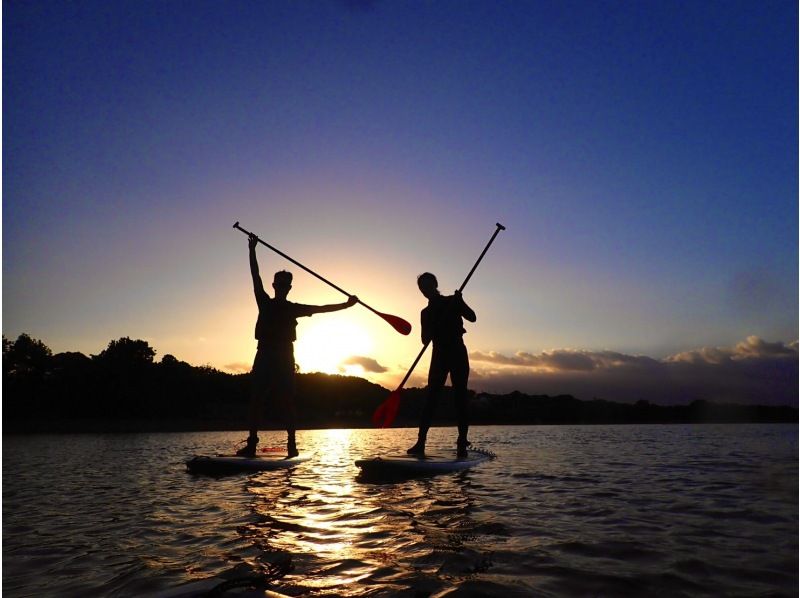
top-left (251, 344), bottom-right (296, 395)
top-left (428, 341), bottom-right (469, 389)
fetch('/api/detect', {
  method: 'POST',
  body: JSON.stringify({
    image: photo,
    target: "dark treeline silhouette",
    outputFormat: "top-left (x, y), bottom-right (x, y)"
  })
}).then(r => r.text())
top-left (3, 334), bottom-right (796, 433)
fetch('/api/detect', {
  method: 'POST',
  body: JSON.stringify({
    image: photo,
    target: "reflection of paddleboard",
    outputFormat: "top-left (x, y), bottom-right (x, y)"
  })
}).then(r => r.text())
top-left (355, 448), bottom-right (494, 477)
top-left (185, 453), bottom-right (310, 475)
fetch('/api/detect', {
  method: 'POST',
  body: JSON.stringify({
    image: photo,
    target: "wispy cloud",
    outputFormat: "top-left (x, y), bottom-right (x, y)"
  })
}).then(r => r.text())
top-left (468, 336), bottom-right (798, 405)
top-left (470, 349), bottom-right (659, 371)
top-left (223, 362), bottom-right (251, 374)
top-left (666, 336), bottom-right (798, 364)
top-left (340, 355), bottom-right (388, 373)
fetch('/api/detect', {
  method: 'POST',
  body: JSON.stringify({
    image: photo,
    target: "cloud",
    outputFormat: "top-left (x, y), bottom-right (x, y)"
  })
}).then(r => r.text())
top-left (470, 349), bottom-right (660, 371)
top-left (340, 355), bottom-right (388, 373)
top-left (467, 337), bottom-right (797, 406)
top-left (667, 335), bottom-right (798, 364)
top-left (223, 362), bottom-right (251, 374)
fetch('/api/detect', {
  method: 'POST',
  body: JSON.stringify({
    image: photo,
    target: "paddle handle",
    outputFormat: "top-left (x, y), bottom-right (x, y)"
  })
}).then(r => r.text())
top-left (234, 222), bottom-right (350, 296)
top-left (396, 341), bottom-right (430, 391)
top-left (458, 223), bottom-right (505, 292)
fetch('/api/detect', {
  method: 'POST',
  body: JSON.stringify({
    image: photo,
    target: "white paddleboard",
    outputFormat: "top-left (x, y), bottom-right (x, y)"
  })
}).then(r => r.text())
top-left (186, 452), bottom-right (311, 475)
top-left (355, 448), bottom-right (494, 477)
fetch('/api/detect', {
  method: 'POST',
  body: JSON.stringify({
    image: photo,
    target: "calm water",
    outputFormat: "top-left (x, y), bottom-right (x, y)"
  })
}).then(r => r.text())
top-left (3, 424), bottom-right (797, 597)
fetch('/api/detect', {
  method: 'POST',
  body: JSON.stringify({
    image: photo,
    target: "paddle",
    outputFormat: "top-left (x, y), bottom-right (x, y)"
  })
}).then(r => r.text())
top-left (233, 222), bottom-right (412, 335)
top-left (372, 222), bottom-right (506, 428)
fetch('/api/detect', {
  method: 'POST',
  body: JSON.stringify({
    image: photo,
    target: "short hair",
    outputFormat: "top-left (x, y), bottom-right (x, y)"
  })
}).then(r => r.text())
top-left (273, 270), bottom-right (293, 286)
top-left (417, 272), bottom-right (438, 288)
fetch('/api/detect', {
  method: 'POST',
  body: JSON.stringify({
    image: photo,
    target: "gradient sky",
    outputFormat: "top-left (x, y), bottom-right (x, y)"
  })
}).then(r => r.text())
top-left (4, 0), bottom-right (798, 404)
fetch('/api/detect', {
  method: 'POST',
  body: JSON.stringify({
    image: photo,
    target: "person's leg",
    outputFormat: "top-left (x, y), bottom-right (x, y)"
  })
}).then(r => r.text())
top-left (247, 391), bottom-right (261, 441)
top-left (407, 386), bottom-right (441, 454)
top-left (237, 350), bottom-right (266, 457)
top-left (407, 347), bottom-right (447, 455)
top-left (276, 349), bottom-right (298, 457)
top-left (276, 390), bottom-right (298, 457)
top-left (451, 343), bottom-right (471, 457)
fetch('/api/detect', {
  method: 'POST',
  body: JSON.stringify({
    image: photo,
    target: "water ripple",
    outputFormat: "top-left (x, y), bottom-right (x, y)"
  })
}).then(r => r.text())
top-left (3, 424), bottom-right (797, 596)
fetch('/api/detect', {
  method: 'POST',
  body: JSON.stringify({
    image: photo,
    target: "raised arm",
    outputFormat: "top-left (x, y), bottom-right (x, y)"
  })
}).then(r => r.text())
top-left (307, 295), bottom-right (358, 315)
top-left (249, 234), bottom-right (269, 301)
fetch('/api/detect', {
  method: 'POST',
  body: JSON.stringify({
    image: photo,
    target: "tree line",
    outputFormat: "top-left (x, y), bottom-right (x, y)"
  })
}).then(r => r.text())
top-left (3, 334), bottom-right (796, 433)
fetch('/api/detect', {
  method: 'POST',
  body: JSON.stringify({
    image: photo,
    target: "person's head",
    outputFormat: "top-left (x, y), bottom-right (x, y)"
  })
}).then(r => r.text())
top-left (417, 272), bottom-right (439, 299)
top-left (272, 270), bottom-right (293, 298)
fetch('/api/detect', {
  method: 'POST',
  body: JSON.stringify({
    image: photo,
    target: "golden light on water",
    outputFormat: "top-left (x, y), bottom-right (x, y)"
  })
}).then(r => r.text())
top-left (248, 430), bottom-right (383, 590)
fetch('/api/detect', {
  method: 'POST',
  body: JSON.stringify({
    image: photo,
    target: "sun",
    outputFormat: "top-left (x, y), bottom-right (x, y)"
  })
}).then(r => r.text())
top-left (294, 318), bottom-right (373, 376)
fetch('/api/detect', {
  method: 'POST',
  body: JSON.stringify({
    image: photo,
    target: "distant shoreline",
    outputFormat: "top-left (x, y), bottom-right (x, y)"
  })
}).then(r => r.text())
top-left (5, 334), bottom-right (797, 435)
top-left (4, 417), bottom-right (797, 435)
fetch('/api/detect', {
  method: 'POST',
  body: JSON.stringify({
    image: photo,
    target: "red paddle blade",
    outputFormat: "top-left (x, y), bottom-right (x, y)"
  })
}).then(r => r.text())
top-left (378, 312), bottom-right (412, 336)
top-left (372, 389), bottom-right (402, 428)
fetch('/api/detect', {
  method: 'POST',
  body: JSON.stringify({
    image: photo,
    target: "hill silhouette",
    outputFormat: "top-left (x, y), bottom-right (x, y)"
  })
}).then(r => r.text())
top-left (3, 334), bottom-right (796, 433)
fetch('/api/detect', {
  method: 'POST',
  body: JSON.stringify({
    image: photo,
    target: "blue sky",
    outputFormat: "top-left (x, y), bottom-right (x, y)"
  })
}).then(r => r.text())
top-left (4, 0), bottom-right (797, 403)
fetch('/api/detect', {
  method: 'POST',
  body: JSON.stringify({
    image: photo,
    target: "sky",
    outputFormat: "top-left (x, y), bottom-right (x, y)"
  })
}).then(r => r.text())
top-left (4, 0), bottom-right (798, 405)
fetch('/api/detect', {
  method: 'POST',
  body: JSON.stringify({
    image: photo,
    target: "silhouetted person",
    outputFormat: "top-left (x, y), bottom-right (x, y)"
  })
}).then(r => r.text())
top-left (407, 272), bottom-right (477, 459)
top-left (239, 234), bottom-right (357, 458)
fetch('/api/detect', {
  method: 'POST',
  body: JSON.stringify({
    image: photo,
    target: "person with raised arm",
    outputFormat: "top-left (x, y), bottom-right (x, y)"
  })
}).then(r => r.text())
top-left (240, 233), bottom-right (357, 458)
top-left (406, 272), bottom-right (477, 458)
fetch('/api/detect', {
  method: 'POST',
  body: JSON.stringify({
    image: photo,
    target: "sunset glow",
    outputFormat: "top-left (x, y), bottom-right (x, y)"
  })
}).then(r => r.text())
top-left (3, 1), bottom-right (796, 405)
top-left (3, 4), bottom-right (797, 597)
top-left (295, 317), bottom-right (374, 376)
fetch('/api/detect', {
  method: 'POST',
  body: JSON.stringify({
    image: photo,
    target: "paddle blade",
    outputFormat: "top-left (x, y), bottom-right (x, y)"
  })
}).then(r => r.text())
top-left (372, 389), bottom-right (403, 428)
top-left (379, 312), bottom-right (412, 335)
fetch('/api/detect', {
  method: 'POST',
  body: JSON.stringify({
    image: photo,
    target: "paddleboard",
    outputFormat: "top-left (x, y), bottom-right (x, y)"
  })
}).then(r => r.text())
top-left (185, 452), bottom-right (310, 475)
top-left (355, 448), bottom-right (494, 477)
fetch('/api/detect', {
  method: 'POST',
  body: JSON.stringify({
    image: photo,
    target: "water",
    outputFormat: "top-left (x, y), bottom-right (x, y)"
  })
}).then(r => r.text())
top-left (3, 425), bottom-right (797, 597)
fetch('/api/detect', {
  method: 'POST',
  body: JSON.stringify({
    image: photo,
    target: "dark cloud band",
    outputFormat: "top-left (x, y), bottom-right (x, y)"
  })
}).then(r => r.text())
top-left (469, 336), bottom-right (798, 405)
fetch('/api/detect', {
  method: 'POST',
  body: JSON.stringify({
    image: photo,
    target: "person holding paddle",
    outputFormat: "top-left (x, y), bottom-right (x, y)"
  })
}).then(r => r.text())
top-left (239, 233), bottom-right (357, 458)
top-left (407, 272), bottom-right (477, 458)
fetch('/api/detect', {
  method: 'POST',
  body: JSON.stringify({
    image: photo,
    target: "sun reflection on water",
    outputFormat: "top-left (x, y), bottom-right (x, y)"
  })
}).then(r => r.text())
top-left (239, 428), bottom-right (499, 595)
top-left (245, 429), bottom-right (387, 591)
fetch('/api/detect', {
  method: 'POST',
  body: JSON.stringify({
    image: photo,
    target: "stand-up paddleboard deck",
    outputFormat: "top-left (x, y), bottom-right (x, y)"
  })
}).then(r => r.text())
top-left (186, 452), bottom-right (310, 475)
top-left (355, 448), bottom-right (494, 477)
